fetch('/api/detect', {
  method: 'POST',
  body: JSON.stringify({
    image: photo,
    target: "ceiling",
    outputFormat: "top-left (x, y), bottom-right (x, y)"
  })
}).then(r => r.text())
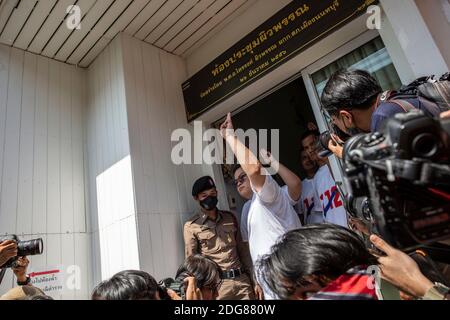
top-left (0, 0), bottom-right (255, 68)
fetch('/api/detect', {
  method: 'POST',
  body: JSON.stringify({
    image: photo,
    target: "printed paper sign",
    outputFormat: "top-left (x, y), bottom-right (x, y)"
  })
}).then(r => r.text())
top-left (29, 266), bottom-right (64, 295)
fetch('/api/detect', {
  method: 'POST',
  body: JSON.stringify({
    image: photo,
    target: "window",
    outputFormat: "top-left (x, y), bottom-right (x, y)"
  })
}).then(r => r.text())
top-left (311, 36), bottom-right (402, 99)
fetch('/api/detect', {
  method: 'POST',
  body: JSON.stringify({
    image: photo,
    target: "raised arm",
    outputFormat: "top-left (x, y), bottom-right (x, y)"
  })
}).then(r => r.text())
top-left (220, 113), bottom-right (266, 193)
top-left (260, 149), bottom-right (302, 202)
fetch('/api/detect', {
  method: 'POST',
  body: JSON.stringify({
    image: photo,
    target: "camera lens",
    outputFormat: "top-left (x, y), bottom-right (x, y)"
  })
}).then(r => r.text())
top-left (316, 131), bottom-right (332, 158)
top-left (17, 238), bottom-right (43, 256)
top-left (412, 133), bottom-right (438, 159)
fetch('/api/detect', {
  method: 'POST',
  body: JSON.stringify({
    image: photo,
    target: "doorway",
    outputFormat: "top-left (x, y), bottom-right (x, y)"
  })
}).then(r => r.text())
top-left (214, 78), bottom-right (317, 218)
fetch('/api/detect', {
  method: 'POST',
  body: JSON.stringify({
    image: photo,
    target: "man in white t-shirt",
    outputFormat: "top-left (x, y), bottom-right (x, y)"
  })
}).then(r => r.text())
top-left (301, 130), bottom-right (348, 228)
top-left (295, 149), bottom-right (324, 225)
top-left (221, 113), bottom-right (302, 300)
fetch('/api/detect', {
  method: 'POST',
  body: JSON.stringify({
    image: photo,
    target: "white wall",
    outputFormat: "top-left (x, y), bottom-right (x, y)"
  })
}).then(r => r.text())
top-left (0, 45), bottom-right (90, 299)
top-left (121, 34), bottom-right (197, 280)
top-left (415, 0), bottom-right (450, 67)
top-left (85, 35), bottom-right (139, 286)
top-left (379, 0), bottom-right (449, 79)
top-left (85, 33), bottom-right (220, 284)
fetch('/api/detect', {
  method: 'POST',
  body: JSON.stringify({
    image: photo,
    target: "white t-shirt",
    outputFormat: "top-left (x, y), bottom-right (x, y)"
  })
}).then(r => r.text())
top-left (312, 165), bottom-right (348, 227)
top-left (296, 178), bottom-right (324, 225)
top-left (248, 175), bottom-right (302, 299)
top-left (240, 200), bottom-right (251, 242)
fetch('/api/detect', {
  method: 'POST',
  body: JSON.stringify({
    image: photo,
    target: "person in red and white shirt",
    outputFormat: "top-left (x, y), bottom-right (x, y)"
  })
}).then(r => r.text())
top-left (295, 149), bottom-right (324, 225)
top-left (301, 130), bottom-right (348, 228)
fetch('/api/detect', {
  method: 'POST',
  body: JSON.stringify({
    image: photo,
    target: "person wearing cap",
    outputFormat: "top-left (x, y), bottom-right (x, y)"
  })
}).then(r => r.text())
top-left (183, 176), bottom-right (255, 300)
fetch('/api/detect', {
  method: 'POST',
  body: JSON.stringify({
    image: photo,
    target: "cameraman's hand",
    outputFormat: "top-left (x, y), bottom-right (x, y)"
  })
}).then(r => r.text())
top-left (12, 256), bottom-right (29, 283)
top-left (0, 240), bottom-right (18, 267)
top-left (327, 134), bottom-right (344, 159)
top-left (370, 235), bottom-right (433, 298)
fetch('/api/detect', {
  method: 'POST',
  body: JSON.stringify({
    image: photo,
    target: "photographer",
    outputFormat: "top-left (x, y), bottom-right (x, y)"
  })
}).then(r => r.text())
top-left (320, 69), bottom-right (442, 158)
top-left (0, 256), bottom-right (52, 300)
top-left (92, 270), bottom-right (200, 300)
top-left (169, 255), bottom-right (223, 300)
top-left (92, 270), bottom-right (164, 300)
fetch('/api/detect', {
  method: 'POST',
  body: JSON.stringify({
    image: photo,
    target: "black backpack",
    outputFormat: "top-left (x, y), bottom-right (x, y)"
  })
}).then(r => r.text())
top-left (398, 73), bottom-right (450, 112)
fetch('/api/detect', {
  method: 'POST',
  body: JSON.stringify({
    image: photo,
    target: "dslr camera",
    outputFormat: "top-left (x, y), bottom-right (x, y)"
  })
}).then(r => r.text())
top-left (316, 124), bottom-right (350, 158)
top-left (158, 271), bottom-right (192, 300)
top-left (341, 111), bottom-right (450, 251)
top-left (0, 235), bottom-right (43, 268)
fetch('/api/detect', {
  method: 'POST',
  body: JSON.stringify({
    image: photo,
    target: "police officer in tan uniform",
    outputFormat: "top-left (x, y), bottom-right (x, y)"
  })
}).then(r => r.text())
top-left (184, 176), bottom-right (255, 300)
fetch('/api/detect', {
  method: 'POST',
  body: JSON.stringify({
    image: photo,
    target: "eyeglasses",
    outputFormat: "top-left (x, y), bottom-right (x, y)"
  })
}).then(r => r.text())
top-left (233, 174), bottom-right (248, 187)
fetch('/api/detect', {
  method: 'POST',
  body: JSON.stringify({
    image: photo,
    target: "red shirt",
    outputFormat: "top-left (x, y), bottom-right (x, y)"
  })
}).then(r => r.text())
top-left (309, 266), bottom-right (378, 300)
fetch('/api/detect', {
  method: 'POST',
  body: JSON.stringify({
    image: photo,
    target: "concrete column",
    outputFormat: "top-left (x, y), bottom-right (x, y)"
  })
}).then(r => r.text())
top-left (379, 0), bottom-right (449, 83)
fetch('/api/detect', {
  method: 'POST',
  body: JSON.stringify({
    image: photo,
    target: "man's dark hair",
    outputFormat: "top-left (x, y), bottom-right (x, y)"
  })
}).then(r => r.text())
top-left (258, 224), bottom-right (377, 299)
top-left (91, 270), bottom-right (160, 300)
top-left (300, 130), bottom-right (320, 145)
top-left (321, 69), bottom-right (382, 115)
top-left (232, 164), bottom-right (242, 177)
top-left (176, 255), bottom-right (221, 289)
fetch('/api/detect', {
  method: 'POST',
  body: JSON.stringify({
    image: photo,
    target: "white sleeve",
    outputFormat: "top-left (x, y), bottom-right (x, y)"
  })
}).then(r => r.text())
top-left (251, 174), bottom-right (280, 205)
top-left (282, 185), bottom-right (297, 206)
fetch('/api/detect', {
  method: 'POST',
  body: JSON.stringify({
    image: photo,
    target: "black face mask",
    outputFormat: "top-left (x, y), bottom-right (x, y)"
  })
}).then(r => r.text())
top-left (342, 115), bottom-right (364, 136)
top-left (345, 126), bottom-right (364, 136)
top-left (200, 196), bottom-right (218, 210)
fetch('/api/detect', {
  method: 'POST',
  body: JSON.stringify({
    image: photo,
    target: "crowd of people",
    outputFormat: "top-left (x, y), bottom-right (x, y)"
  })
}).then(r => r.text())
top-left (1, 69), bottom-right (449, 301)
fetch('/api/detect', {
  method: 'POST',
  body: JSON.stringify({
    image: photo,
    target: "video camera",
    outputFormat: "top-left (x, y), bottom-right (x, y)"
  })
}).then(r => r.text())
top-left (341, 111), bottom-right (450, 252)
top-left (0, 235), bottom-right (43, 268)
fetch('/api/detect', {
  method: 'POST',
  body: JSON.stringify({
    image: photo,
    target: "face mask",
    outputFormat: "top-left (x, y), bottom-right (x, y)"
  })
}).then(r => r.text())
top-left (200, 196), bottom-right (218, 210)
top-left (341, 114), bottom-right (364, 136)
top-left (345, 125), bottom-right (364, 136)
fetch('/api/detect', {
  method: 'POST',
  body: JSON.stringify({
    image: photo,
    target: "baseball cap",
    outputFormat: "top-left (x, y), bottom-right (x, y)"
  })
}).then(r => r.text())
top-left (192, 176), bottom-right (216, 197)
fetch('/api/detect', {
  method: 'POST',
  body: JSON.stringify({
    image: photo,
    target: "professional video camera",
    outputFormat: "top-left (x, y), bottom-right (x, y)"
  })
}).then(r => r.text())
top-left (341, 111), bottom-right (450, 252)
top-left (0, 235), bottom-right (43, 268)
